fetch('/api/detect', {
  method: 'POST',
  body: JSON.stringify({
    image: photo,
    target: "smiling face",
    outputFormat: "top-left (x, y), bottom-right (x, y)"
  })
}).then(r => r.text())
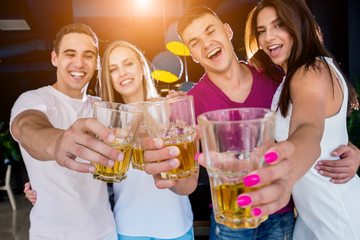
top-left (51, 32), bottom-right (97, 98)
top-left (181, 13), bottom-right (235, 74)
top-left (108, 46), bottom-right (144, 103)
top-left (256, 6), bottom-right (293, 72)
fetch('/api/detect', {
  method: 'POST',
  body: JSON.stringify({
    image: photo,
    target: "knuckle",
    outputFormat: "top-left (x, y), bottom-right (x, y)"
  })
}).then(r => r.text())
top-left (83, 118), bottom-right (93, 128)
top-left (74, 147), bottom-right (85, 157)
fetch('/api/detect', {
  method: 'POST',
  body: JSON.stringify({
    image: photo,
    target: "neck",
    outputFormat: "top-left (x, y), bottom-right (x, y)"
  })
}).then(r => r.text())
top-left (52, 82), bottom-right (87, 99)
top-left (122, 89), bottom-right (145, 104)
top-left (207, 60), bottom-right (248, 86)
top-left (281, 61), bottom-right (288, 74)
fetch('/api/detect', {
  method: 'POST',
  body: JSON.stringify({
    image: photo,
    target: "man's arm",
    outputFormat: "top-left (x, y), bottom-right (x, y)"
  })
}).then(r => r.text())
top-left (11, 109), bottom-right (124, 173)
top-left (314, 142), bottom-right (360, 183)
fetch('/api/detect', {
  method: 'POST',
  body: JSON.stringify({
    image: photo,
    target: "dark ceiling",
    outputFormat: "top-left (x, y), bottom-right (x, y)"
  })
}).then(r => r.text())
top-left (0, 0), bottom-right (258, 73)
top-left (0, 0), bottom-right (258, 124)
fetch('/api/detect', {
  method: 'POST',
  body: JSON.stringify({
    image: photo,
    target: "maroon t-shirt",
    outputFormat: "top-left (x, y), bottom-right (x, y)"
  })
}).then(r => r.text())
top-left (187, 61), bottom-right (294, 214)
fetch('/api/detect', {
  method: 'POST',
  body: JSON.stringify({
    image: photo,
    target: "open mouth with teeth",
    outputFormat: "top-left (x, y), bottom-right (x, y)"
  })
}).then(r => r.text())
top-left (120, 79), bottom-right (133, 86)
top-left (268, 44), bottom-right (283, 55)
top-left (207, 47), bottom-right (221, 59)
top-left (70, 71), bottom-right (85, 78)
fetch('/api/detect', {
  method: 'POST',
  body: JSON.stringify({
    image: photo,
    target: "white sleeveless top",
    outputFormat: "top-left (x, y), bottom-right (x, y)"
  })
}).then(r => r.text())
top-left (271, 57), bottom-right (360, 240)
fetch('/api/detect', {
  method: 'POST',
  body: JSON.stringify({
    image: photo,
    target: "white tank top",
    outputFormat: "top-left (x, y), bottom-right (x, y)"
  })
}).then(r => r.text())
top-left (271, 57), bottom-right (360, 240)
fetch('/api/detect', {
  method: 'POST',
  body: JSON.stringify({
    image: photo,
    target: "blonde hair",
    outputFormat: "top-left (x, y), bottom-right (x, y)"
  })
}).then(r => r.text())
top-left (100, 40), bottom-right (159, 103)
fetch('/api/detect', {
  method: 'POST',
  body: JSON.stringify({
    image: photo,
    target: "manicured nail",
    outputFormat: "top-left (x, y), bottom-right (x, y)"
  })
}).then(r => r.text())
top-left (89, 166), bottom-right (96, 172)
top-left (170, 158), bottom-right (179, 168)
top-left (250, 64), bottom-right (254, 68)
top-left (237, 196), bottom-right (252, 207)
top-left (264, 152), bottom-right (278, 163)
top-left (154, 139), bottom-right (162, 148)
top-left (244, 174), bottom-right (260, 187)
top-left (257, 69), bottom-right (262, 73)
top-left (253, 208), bottom-right (262, 216)
top-left (118, 153), bottom-right (124, 161)
top-left (319, 170), bottom-right (324, 175)
top-left (194, 152), bottom-right (200, 162)
top-left (314, 166), bottom-right (320, 170)
top-left (108, 160), bottom-right (114, 167)
top-left (107, 134), bottom-right (115, 142)
top-left (317, 162), bottom-right (323, 165)
top-left (209, 203), bottom-right (213, 208)
top-left (169, 147), bottom-right (180, 156)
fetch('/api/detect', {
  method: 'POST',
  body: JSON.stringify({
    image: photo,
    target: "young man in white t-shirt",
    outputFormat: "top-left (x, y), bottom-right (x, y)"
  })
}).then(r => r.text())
top-left (10, 23), bottom-right (122, 240)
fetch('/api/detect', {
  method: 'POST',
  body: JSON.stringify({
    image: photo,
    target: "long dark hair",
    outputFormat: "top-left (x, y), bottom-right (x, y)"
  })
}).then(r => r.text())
top-left (245, 0), bottom-right (358, 116)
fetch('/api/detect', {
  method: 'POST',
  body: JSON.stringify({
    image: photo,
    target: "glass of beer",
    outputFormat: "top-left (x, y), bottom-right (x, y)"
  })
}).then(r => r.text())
top-left (143, 96), bottom-right (198, 180)
top-left (198, 108), bottom-right (275, 229)
top-left (131, 118), bottom-right (148, 171)
top-left (92, 101), bottom-right (142, 183)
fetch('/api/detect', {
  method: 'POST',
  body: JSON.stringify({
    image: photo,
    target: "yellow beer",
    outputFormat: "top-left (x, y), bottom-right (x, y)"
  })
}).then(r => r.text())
top-left (131, 147), bottom-right (145, 170)
top-left (212, 182), bottom-right (268, 229)
top-left (161, 132), bottom-right (198, 180)
top-left (92, 139), bottom-right (133, 183)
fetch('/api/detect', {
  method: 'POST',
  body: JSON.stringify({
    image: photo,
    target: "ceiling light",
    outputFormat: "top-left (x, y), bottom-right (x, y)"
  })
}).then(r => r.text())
top-left (0, 19), bottom-right (30, 31)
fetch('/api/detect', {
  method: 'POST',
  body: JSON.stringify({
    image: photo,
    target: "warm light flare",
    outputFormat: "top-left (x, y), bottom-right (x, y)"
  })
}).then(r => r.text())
top-left (135, 0), bottom-right (150, 7)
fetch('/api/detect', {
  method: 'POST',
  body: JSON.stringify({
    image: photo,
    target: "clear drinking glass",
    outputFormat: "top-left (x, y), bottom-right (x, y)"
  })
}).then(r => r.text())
top-left (92, 101), bottom-right (142, 183)
top-left (143, 96), bottom-right (198, 180)
top-left (198, 108), bottom-right (275, 229)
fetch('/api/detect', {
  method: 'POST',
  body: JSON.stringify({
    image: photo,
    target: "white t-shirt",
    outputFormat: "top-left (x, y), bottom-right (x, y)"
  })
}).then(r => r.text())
top-left (113, 166), bottom-right (193, 238)
top-left (10, 86), bottom-right (116, 240)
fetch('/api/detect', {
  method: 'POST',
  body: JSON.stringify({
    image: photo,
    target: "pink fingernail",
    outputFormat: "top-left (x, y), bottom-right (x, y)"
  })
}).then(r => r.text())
top-left (244, 174), bottom-right (260, 187)
top-left (89, 166), bottom-right (96, 172)
top-left (195, 153), bottom-right (200, 162)
top-left (209, 203), bottom-right (213, 208)
top-left (253, 208), bottom-right (262, 216)
top-left (237, 196), bottom-right (252, 206)
top-left (265, 152), bottom-right (278, 163)
top-left (154, 139), bottom-right (162, 148)
top-left (170, 158), bottom-right (179, 168)
top-left (257, 69), bottom-right (262, 73)
top-left (108, 160), bottom-right (115, 167)
top-left (108, 134), bottom-right (115, 142)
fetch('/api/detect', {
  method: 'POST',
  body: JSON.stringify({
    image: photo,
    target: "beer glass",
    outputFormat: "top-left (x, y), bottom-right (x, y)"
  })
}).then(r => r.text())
top-left (143, 96), bottom-right (198, 180)
top-left (131, 118), bottom-right (147, 171)
top-left (130, 99), bottom-right (162, 171)
top-left (198, 108), bottom-right (275, 229)
top-left (92, 101), bottom-right (142, 183)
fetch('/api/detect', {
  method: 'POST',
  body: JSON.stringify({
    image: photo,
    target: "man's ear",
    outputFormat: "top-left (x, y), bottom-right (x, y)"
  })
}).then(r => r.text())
top-left (51, 51), bottom-right (58, 67)
top-left (224, 23), bottom-right (233, 41)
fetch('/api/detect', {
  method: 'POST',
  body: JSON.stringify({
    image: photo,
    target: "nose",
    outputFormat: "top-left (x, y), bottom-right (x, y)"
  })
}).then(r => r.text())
top-left (202, 37), bottom-right (211, 49)
top-left (265, 29), bottom-right (275, 42)
top-left (73, 55), bottom-right (85, 68)
top-left (118, 67), bottom-right (126, 77)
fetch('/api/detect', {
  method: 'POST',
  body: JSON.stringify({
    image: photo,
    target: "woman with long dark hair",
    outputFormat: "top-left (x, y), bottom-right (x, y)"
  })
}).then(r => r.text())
top-left (245, 0), bottom-right (360, 239)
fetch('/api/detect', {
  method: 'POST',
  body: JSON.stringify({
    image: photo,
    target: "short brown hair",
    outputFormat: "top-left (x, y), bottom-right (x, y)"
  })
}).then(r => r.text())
top-left (177, 6), bottom-right (221, 40)
top-left (52, 23), bottom-right (99, 55)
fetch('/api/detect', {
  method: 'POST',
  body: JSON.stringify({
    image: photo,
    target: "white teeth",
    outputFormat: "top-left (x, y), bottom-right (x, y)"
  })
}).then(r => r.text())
top-left (121, 79), bottom-right (132, 85)
top-left (207, 47), bottom-right (221, 58)
top-left (269, 45), bottom-right (281, 50)
top-left (70, 71), bottom-right (85, 77)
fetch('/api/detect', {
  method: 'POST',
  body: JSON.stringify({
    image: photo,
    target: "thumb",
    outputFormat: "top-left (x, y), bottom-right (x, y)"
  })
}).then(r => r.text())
top-left (332, 145), bottom-right (348, 156)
